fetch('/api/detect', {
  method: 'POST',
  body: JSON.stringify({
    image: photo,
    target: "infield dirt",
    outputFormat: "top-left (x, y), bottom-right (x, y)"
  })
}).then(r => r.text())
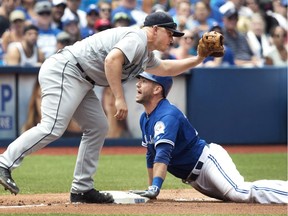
top-left (0, 145), bottom-right (287, 215)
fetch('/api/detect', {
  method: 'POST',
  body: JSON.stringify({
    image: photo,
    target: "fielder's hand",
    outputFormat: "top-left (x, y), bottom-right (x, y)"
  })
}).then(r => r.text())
top-left (114, 98), bottom-right (128, 120)
top-left (130, 185), bottom-right (160, 199)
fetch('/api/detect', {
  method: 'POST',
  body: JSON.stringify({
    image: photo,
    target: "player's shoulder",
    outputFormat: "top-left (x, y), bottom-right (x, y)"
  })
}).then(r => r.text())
top-left (157, 100), bottom-right (183, 118)
top-left (96, 26), bottom-right (144, 41)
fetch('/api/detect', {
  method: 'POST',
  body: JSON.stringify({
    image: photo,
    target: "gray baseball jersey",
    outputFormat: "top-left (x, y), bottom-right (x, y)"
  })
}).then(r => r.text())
top-left (66, 27), bottom-right (160, 86)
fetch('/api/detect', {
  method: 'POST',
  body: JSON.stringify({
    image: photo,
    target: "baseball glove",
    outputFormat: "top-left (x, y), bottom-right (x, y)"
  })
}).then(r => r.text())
top-left (197, 31), bottom-right (225, 58)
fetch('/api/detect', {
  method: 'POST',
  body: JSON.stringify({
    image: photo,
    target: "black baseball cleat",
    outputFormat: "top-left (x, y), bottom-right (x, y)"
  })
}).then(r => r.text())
top-left (0, 167), bottom-right (19, 195)
top-left (70, 189), bottom-right (114, 203)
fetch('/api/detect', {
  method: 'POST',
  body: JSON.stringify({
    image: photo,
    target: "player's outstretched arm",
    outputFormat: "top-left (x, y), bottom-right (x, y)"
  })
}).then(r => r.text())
top-left (146, 55), bottom-right (205, 77)
top-left (146, 31), bottom-right (225, 77)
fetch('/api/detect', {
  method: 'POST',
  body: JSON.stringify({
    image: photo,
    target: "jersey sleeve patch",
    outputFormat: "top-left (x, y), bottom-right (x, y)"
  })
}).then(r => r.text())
top-left (154, 121), bottom-right (165, 138)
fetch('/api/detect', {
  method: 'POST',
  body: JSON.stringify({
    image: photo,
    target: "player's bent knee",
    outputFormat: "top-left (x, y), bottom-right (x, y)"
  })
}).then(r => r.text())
top-left (225, 188), bottom-right (251, 203)
top-left (82, 120), bottom-right (108, 138)
top-left (37, 122), bottom-right (67, 139)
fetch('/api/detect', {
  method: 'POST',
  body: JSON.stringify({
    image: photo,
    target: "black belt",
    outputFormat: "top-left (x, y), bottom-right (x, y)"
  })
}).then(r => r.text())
top-left (75, 63), bottom-right (95, 85)
top-left (182, 161), bottom-right (204, 183)
top-left (58, 49), bottom-right (95, 86)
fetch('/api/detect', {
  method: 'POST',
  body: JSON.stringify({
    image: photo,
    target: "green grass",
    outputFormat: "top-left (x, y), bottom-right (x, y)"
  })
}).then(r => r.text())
top-left (0, 153), bottom-right (286, 216)
top-left (1, 153), bottom-right (286, 194)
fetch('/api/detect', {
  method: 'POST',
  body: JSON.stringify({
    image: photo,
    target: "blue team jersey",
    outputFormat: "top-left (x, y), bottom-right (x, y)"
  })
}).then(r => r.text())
top-left (140, 99), bottom-right (206, 179)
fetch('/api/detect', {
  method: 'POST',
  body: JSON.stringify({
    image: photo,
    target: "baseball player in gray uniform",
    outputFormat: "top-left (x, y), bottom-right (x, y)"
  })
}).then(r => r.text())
top-left (0, 11), bottom-right (209, 203)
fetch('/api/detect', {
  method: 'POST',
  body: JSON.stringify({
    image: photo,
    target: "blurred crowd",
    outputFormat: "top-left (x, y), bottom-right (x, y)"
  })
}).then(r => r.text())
top-left (0, 0), bottom-right (287, 138)
top-left (0, 0), bottom-right (286, 67)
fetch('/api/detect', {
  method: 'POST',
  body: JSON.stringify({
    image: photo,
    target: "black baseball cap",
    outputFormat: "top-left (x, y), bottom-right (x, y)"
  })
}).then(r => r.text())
top-left (143, 11), bottom-right (184, 37)
top-left (24, 24), bottom-right (39, 34)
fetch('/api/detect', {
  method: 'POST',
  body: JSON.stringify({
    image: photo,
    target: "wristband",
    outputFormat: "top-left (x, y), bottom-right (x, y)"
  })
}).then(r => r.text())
top-left (152, 176), bottom-right (164, 189)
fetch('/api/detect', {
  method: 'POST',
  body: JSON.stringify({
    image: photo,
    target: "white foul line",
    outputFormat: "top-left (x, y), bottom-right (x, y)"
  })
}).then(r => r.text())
top-left (0, 203), bottom-right (47, 208)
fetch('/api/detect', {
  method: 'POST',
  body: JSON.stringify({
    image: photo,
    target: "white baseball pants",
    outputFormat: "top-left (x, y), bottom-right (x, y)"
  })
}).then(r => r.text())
top-left (189, 143), bottom-right (288, 204)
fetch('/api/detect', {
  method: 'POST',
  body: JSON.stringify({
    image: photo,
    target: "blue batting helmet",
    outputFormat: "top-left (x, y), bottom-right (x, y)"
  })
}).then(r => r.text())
top-left (137, 72), bottom-right (173, 98)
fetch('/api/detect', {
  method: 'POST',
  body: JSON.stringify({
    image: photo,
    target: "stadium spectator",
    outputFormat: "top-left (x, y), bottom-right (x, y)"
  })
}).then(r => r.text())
top-left (4, 24), bottom-right (44, 66)
top-left (1, 10), bottom-right (26, 53)
top-left (111, 0), bottom-right (147, 27)
top-left (0, 0), bottom-right (19, 37)
top-left (264, 25), bottom-right (287, 66)
top-left (62, 0), bottom-right (87, 28)
top-left (94, 18), bottom-right (112, 32)
top-left (220, 0), bottom-right (254, 18)
top-left (219, 0), bottom-right (254, 33)
top-left (34, 0), bottom-right (60, 58)
top-left (244, 0), bottom-right (261, 14)
top-left (141, 0), bottom-right (169, 14)
top-left (80, 4), bottom-right (99, 39)
top-left (205, 0), bottom-right (225, 25)
top-left (62, 15), bottom-right (81, 44)
top-left (266, 0), bottom-right (287, 30)
top-left (101, 86), bottom-right (132, 138)
top-left (168, 0), bottom-right (183, 16)
top-left (51, 0), bottom-right (67, 30)
top-left (189, 1), bottom-right (218, 37)
top-left (112, 12), bottom-right (131, 27)
top-left (222, 7), bottom-right (262, 67)
top-left (98, 1), bottom-right (112, 21)
top-left (150, 3), bottom-right (167, 14)
top-left (169, 29), bottom-right (197, 60)
top-left (56, 31), bottom-right (72, 50)
top-left (111, 0), bottom-right (122, 10)
top-left (172, 0), bottom-right (193, 32)
top-left (246, 13), bottom-right (272, 66)
top-left (244, 0), bottom-right (278, 34)
top-left (15, 0), bottom-right (37, 25)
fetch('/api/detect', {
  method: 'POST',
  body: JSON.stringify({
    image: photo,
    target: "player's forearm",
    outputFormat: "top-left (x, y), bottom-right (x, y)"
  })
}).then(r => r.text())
top-left (105, 59), bottom-right (125, 100)
top-left (147, 168), bottom-right (153, 185)
top-left (148, 55), bottom-right (205, 76)
top-left (164, 56), bottom-right (205, 76)
top-left (153, 162), bottom-right (167, 181)
top-left (105, 70), bottom-right (124, 100)
top-left (147, 163), bottom-right (167, 191)
top-left (147, 163), bottom-right (167, 187)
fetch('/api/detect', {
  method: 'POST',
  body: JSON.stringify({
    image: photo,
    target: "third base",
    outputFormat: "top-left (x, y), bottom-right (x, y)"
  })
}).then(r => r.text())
top-left (101, 191), bottom-right (150, 204)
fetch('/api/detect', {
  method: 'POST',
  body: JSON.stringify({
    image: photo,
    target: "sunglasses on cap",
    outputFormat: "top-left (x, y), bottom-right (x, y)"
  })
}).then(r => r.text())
top-left (183, 36), bottom-right (194, 40)
top-left (38, 11), bottom-right (51, 16)
top-left (100, 8), bottom-right (111, 12)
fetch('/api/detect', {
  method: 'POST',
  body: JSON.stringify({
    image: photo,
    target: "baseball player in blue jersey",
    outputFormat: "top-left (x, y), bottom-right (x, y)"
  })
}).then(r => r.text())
top-left (133, 72), bottom-right (288, 204)
top-left (0, 11), bottom-right (212, 203)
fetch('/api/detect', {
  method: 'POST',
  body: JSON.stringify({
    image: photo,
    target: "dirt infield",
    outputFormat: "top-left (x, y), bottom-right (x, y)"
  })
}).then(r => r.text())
top-left (0, 145), bottom-right (287, 215)
top-left (0, 189), bottom-right (287, 215)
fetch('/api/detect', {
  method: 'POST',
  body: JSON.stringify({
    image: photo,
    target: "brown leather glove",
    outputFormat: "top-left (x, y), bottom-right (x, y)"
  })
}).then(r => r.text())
top-left (197, 31), bottom-right (225, 58)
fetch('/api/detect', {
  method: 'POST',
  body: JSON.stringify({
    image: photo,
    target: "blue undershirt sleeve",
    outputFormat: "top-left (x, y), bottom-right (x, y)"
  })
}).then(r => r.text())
top-left (154, 143), bottom-right (173, 165)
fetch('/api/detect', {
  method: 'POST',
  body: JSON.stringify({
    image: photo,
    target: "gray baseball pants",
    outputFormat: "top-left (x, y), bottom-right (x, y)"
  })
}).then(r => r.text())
top-left (0, 52), bottom-right (108, 193)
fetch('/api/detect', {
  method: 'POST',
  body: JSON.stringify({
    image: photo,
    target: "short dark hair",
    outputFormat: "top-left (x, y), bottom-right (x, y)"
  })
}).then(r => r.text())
top-left (24, 24), bottom-right (39, 34)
